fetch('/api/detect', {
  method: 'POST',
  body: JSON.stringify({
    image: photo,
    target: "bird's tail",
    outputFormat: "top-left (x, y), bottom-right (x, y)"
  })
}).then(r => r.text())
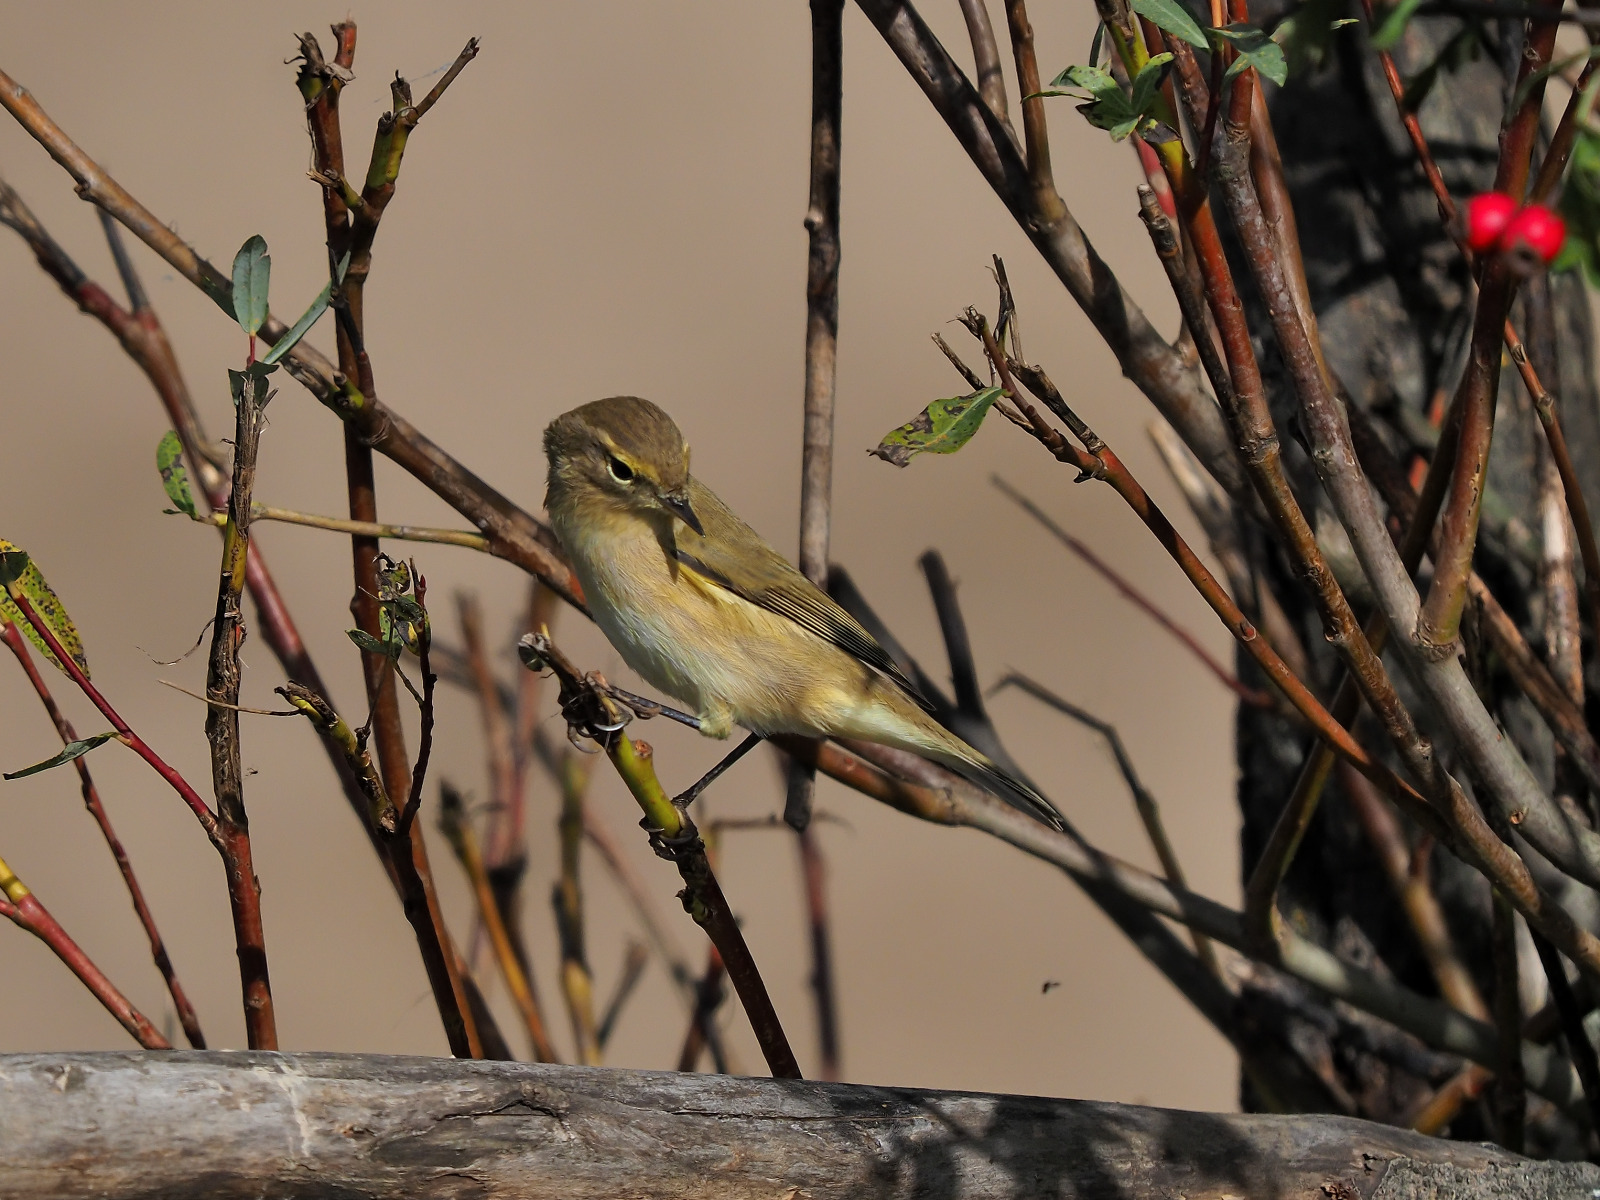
top-left (849, 687), bottom-right (1066, 831)
top-left (926, 739), bottom-right (1066, 832)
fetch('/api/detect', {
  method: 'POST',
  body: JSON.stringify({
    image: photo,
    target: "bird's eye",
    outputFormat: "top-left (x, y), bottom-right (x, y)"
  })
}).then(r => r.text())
top-left (607, 456), bottom-right (635, 483)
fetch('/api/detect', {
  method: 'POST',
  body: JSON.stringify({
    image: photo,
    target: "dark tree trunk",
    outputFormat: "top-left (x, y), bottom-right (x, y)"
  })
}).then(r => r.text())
top-left (1235, 4), bottom-right (1600, 1153)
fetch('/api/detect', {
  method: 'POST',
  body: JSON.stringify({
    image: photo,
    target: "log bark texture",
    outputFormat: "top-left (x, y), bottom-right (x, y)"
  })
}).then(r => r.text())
top-left (1, 1051), bottom-right (1596, 1198)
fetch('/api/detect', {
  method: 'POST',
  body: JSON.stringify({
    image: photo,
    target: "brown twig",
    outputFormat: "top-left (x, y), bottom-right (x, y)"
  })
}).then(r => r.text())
top-left (2, 130), bottom-right (496, 1064)
top-left (553, 751), bottom-right (601, 1065)
top-left (773, 733), bottom-right (1580, 1103)
top-left (596, 940), bottom-right (649, 1052)
top-left (677, 944), bottom-right (729, 1073)
top-left (1529, 930), bottom-right (1600, 1132)
top-left (993, 672), bottom-right (1221, 977)
top-left (296, 26), bottom-right (483, 1060)
top-left (958, 0), bottom-right (1017, 146)
top-left (1490, 881), bottom-right (1526, 1151)
top-left (989, 302), bottom-right (1600, 986)
top-left (439, 783), bottom-right (558, 1063)
top-left (1339, 764), bottom-right (1487, 1023)
top-left (1, 621), bottom-right (204, 1048)
top-left (0, 854), bottom-right (169, 1049)
top-left (202, 366), bottom-right (276, 1050)
top-left (993, 477), bottom-right (1271, 708)
top-left (797, 828), bottom-right (842, 1080)
top-left (1144, 419), bottom-right (1313, 685)
top-left (851, 0), bottom-right (1251, 507)
top-left (976, 323), bottom-right (1421, 815)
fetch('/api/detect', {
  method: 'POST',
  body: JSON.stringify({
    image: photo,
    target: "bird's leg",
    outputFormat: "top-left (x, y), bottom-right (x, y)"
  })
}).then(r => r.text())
top-left (675, 732), bottom-right (764, 808)
top-left (606, 684), bottom-right (704, 731)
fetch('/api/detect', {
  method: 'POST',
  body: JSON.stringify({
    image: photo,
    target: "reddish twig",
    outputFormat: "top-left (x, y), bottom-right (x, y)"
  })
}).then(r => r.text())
top-left (0, 855), bottom-right (169, 1049)
top-left (1, 621), bottom-right (205, 1048)
top-left (796, 827), bottom-right (842, 1080)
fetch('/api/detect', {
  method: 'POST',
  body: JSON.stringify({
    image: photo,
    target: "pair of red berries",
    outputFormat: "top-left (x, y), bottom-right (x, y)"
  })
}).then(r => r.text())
top-left (1462, 192), bottom-right (1566, 266)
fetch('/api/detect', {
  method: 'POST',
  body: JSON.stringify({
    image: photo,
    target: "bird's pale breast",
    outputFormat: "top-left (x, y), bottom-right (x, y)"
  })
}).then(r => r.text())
top-left (552, 500), bottom-right (880, 739)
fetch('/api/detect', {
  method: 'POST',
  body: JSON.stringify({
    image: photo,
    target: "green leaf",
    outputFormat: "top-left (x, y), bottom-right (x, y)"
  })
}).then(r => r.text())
top-left (1040, 62), bottom-right (1166, 142)
top-left (4, 732), bottom-right (119, 781)
top-left (870, 386), bottom-right (1002, 468)
top-left (260, 251), bottom-right (348, 366)
top-left (348, 628), bottom-right (402, 659)
top-left (231, 235), bottom-right (271, 337)
top-left (1213, 24), bottom-right (1288, 87)
top-left (1131, 0), bottom-right (1206, 49)
top-left (1370, 0), bottom-right (1424, 52)
top-left (0, 539), bottom-right (89, 679)
top-left (1129, 53), bottom-right (1175, 117)
top-left (155, 431), bottom-right (197, 518)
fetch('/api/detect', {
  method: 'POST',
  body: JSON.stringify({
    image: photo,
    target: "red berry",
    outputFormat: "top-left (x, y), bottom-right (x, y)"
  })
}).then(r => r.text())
top-left (1501, 203), bottom-right (1566, 266)
top-left (1463, 191), bottom-right (1516, 254)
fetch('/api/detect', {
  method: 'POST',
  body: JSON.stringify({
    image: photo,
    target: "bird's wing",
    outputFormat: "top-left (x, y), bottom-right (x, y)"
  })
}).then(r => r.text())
top-left (673, 478), bottom-right (933, 711)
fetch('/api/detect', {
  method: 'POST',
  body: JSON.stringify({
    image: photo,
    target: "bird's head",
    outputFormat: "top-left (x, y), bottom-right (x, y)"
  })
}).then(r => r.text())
top-left (543, 396), bottom-right (703, 534)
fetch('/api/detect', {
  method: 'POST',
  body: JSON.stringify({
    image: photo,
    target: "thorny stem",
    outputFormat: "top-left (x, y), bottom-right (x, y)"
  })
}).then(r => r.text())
top-left (0, 854), bottom-right (169, 1049)
top-left (1, 621), bottom-right (205, 1048)
top-left (203, 368), bottom-right (276, 1050)
top-left (440, 784), bottom-right (558, 1063)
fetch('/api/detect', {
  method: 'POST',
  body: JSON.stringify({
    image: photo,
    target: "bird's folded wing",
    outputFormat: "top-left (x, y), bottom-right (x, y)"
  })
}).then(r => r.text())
top-left (674, 479), bottom-right (933, 711)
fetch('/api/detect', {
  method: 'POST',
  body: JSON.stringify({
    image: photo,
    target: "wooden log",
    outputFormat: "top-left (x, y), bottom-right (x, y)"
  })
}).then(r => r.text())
top-left (1, 1051), bottom-right (1595, 1197)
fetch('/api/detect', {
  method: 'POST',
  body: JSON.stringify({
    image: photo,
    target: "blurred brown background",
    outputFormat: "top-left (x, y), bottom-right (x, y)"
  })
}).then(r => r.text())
top-left (0, 2), bottom-right (1239, 1109)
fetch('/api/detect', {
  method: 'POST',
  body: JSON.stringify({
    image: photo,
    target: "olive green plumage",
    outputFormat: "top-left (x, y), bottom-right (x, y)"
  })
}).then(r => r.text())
top-left (543, 395), bottom-right (1062, 828)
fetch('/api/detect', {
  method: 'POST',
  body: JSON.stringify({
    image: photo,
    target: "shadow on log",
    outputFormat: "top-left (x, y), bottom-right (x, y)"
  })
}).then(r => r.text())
top-left (1, 1052), bottom-right (1596, 1197)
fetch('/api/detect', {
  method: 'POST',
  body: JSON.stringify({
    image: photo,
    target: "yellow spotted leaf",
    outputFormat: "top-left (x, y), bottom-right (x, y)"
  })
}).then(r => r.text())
top-left (0, 540), bottom-right (89, 679)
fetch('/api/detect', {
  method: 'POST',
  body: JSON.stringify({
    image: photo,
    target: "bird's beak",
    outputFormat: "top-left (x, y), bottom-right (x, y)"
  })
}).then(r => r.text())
top-left (663, 490), bottom-right (704, 536)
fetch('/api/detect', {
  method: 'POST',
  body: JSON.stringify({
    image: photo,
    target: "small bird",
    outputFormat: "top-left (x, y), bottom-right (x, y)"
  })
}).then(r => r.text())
top-left (543, 396), bottom-right (1062, 828)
